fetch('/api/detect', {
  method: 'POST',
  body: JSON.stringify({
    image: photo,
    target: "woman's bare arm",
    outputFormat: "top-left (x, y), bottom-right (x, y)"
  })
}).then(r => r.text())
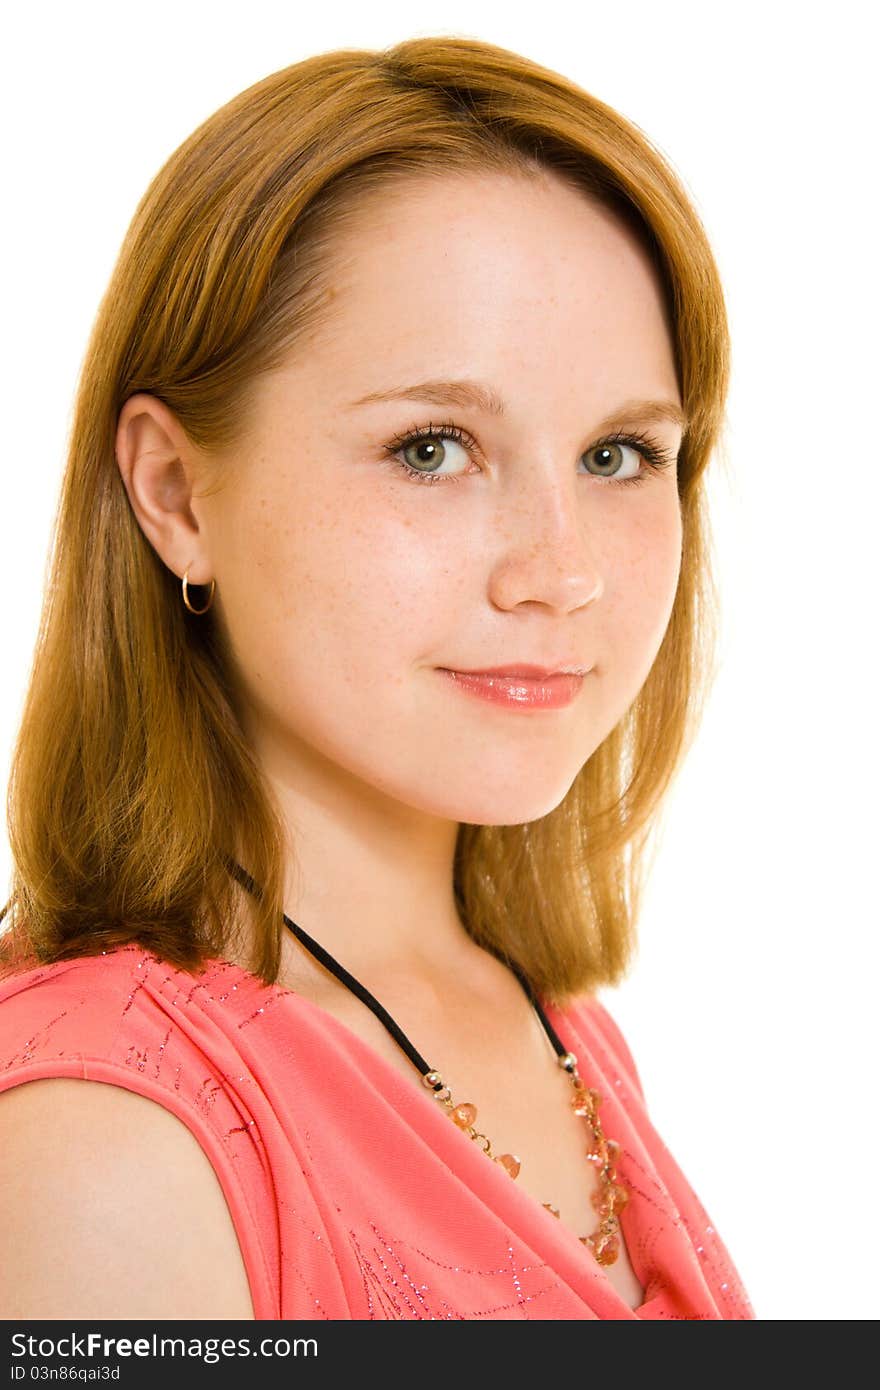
top-left (0, 1077), bottom-right (256, 1320)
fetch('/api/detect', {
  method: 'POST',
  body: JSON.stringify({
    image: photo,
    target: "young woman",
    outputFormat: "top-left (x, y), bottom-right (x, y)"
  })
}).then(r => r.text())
top-left (0, 35), bottom-right (753, 1320)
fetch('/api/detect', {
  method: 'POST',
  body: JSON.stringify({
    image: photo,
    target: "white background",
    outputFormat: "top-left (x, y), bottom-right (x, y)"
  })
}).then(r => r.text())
top-left (2, 1), bottom-right (877, 1321)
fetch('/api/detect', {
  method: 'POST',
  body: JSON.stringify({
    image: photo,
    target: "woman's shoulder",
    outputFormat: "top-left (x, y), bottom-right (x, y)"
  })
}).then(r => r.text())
top-left (0, 939), bottom-right (273, 1067)
top-left (0, 941), bottom-right (265, 1148)
top-left (0, 942), bottom-right (151, 1057)
top-left (0, 942), bottom-right (292, 1132)
top-left (1, 943), bottom-right (203, 1066)
top-left (0, 941), bottom-right (278, 1183)
top-left (0, 941), bottom-right (282, 1318)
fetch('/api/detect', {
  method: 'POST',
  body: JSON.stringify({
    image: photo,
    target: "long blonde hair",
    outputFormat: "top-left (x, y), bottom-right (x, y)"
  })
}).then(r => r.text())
top-left (0, 35), bottom-right (727, 1005)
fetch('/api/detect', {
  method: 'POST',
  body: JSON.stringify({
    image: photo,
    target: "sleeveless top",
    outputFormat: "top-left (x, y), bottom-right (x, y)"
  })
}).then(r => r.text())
top-left (0, 943), bottom-right (754, 1320)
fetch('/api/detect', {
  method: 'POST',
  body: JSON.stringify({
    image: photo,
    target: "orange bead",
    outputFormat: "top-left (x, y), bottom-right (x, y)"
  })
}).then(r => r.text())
top-left (570, 1089), bottom-right (594, 1117)
top-left (611, 1182), bottom-right (629, 1211)
top-left (451, 1102), bottom-right (477, 1128)
top-left (595, 1232), bottom-right (621, 1266)
top-left (497, 1152), bottom-right (521, 1179)
top-left (605, 1138), bottom-right (621, 1166)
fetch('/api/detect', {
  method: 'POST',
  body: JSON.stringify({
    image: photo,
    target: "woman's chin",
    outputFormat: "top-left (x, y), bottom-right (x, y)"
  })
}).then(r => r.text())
top-left (414, 777), bottom-right (581, 829)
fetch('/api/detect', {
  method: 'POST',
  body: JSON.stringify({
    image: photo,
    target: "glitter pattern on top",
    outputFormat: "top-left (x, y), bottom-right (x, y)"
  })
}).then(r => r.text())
top-left (0, 945), bottom-right (754, 1320)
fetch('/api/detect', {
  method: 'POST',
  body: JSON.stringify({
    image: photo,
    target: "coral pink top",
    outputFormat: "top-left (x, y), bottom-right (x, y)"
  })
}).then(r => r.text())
top-left (0, 944), bottom-right (753, 1320)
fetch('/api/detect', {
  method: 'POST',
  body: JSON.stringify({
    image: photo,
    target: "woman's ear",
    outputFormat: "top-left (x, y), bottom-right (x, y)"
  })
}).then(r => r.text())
top-left (114, 393), bottom-right (213, 586)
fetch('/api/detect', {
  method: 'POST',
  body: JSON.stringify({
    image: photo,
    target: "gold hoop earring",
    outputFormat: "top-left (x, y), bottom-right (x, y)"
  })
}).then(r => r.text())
top-left (181, 565), bottom-right (215, 615)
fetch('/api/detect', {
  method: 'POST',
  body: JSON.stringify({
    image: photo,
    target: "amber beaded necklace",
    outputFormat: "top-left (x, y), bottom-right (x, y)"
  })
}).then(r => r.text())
top-left (226, 857), bottom-right (629, 1266)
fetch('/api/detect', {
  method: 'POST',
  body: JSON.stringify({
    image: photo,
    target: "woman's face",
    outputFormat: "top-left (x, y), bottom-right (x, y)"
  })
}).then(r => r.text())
top-left (199, 170), bottom-right (685, 826)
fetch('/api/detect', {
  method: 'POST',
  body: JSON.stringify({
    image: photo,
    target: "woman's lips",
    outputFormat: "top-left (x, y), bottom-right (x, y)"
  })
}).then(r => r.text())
top-left (437, 668), bottom-right (588, 709)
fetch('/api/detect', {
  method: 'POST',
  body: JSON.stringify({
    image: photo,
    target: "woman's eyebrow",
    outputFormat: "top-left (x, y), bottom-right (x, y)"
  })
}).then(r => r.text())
top-left (346, 378), bottom-right (688, 433)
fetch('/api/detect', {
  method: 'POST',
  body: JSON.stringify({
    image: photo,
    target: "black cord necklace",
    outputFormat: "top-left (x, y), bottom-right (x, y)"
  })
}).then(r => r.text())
top-left (224, 854), bottom-right (630, 1265)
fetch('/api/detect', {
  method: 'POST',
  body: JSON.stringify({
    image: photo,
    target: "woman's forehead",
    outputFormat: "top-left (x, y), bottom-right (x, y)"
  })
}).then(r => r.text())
top-left (259, 175), bottom-right (679, 413)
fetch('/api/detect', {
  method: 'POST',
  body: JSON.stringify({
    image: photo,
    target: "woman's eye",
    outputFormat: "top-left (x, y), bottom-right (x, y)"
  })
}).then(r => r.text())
top-left (582, 441), bottom-right (641, 482)
top-left (397, 432), bottom-right (472, 480)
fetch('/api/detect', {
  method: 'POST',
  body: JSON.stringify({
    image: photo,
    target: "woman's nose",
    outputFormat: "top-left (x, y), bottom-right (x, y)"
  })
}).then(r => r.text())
top-left (487, 475), bottom-right (605, 615)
